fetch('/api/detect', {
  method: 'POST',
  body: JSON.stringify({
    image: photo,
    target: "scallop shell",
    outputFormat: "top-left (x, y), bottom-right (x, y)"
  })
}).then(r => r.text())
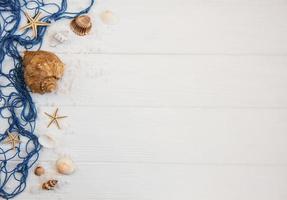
top-left (23, 51), bottom-right (65, 94)
top-left (56, 157), bottom-right (75, 175)
top-left (100, 10), bottom-right (118, 25)
top-left (70, 15), bottom-right (92, 36)
top-left (38, 135), bottom-right (56, 149)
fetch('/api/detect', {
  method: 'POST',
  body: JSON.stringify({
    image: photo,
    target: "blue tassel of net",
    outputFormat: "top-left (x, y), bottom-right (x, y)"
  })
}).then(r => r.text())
top-left (0, 0), bottom-right (94, 199)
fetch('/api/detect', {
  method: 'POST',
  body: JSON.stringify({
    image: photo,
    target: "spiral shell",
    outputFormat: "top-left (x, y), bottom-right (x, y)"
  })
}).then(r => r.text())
top-left (70, 15), bottom-right (92, 36)
top-left (23, 51), bottom-right (65, 94)
top-left (42, 180), bottom-right (58, 190)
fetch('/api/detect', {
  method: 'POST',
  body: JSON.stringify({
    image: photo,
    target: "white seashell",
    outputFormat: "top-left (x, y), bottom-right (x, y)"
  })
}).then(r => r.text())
top-left (100, 10), bottom-right (118, 25)
top-left (38, 135), bottom-right (56, 149)
top-left (56, 157), bottom-right (75, 175)
top-left (54, 32), bottom-right (68, 43)
top-left (50, 31), bottom-right (69, 47)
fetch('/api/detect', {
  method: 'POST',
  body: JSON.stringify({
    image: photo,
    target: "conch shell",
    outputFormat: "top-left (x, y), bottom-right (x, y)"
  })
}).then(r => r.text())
top-left (23, 51), bottom-right (64, 94)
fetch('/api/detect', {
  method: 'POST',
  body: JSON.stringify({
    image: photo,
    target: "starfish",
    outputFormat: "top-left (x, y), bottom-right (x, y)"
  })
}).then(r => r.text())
top-left (5, 132), bottom-right (21, 150)
top-left (45, 108), bottom-right (67, 129)
top-left (20, 12), bottom-right (50, 38)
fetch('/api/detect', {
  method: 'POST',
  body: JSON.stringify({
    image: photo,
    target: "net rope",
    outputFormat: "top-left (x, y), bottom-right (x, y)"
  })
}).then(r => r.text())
top-left (0, 0), bottom-right (94, 199)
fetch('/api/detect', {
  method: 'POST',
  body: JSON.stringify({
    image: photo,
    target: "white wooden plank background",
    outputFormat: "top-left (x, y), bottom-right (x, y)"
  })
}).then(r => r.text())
top-left (14, 0), bottom-right (287, 199)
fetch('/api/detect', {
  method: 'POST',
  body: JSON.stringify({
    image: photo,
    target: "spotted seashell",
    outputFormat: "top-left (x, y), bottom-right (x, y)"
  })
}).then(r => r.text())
top-left (23, 51), bottom-right (65, 94)
top-left (70, 15), bottom-right (92, 36)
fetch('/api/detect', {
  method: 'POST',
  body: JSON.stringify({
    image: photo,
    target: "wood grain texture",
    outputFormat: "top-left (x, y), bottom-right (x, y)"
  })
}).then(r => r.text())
top-left (19, 163), bottom-right (287, 200)
top-left (42, 0), bottom-right (287, 54)
top-left (31, 55), bottom-right (287, 107)
top-left (13, 0), bottom-right (287, 199)
top-left (36, 106), bottom-right (287, 164)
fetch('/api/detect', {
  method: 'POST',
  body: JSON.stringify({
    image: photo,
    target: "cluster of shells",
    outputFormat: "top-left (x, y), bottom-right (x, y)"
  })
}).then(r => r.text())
top-left (49, 11), bottom-right (117, 47)
top-left (23, 14), bottom-right (95, 193)
top-left (23, 50), bottom-right (73, 191)
top-left (34, 157), bottom-right (75, 191)
top-left (23, 15), bottom-right (94, 93)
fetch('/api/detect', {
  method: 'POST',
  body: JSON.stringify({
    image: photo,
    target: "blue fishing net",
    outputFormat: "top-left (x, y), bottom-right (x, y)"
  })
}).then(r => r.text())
top-left (0, 0), bottom-right (94, 199)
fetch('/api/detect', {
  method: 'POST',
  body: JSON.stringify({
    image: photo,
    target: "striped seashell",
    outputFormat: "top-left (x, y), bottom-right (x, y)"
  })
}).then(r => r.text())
top-left (42, 180), bottom-right (58, 190)
top-left (70, 15), bottom-right (92, 36)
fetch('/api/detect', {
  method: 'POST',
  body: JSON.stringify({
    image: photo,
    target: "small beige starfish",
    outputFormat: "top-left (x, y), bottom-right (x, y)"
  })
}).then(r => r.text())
top-left (5, 132), bottom-right (21, 149)
top-left (45, 108), bottom-right (67, 129)
top-left (20, 12), bottom-right (50, 38)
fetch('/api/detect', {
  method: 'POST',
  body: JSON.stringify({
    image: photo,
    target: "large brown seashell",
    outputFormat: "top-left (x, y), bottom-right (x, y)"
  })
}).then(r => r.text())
top-left (70, 15), bottom-right (92, 36)
top-left (23, 51), bottom-right (64, 94)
